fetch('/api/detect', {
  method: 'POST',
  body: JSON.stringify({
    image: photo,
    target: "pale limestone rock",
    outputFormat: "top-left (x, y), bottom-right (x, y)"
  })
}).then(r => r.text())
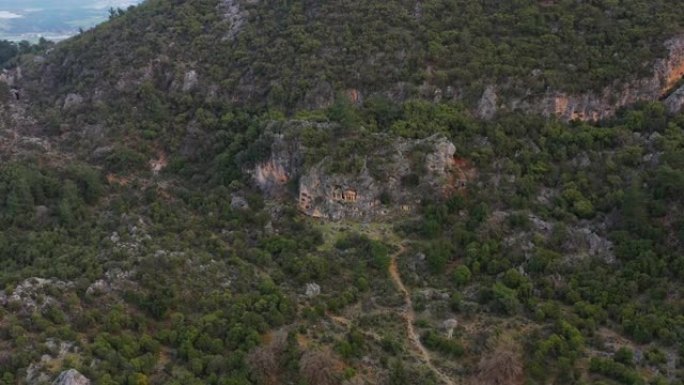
top-left (62, 93), bottom-right (83, 110)
top-left (664, 84), bottom-right (684, 113)
top-left (305, 283), bottom-right (321, 298)
top-left (52, 369), bottom-right (90, 385)
top-left (182, 70), bottom-right (198, 92)
top-left (219, 0), bottom-right (258, 40)
top-left (230, 194), bottom-right (250, 210)
top-left (476, 85), bottom-right (498, 119)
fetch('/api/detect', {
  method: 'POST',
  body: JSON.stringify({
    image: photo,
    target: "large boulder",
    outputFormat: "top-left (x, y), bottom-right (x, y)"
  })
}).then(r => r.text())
top-left (494, 34), bottom-right (684, 121)
top-left (664, 84), bottom-right (684, 113)
top-left (305, 282), bottom-right (321, 298)
top-left (476, 85), bottom-right (498, 119)
top-left (52, 369), bottom-right (90, 385)
top-left (181, 70), bottom-right (199, 92)
top-left (62, 93), bottom-right (83, 110)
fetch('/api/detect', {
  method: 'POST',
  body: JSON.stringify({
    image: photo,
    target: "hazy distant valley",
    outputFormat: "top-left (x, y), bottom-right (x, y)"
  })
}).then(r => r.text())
top-left (0, 0), bottom-right (142, 41)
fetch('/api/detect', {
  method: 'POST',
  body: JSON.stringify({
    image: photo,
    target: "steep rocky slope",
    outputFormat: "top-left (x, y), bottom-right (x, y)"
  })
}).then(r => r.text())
top-left (6, 0), bottom-right (684, 124)
top-left (477, 35), bottom-right (684, 120)
top-left (251, 125), bottom-right (475, 220)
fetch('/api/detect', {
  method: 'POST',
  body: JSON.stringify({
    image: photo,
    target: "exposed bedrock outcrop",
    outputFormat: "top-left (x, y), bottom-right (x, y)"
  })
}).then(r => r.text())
top-left (477, 35), bottom-right (684, 120)
top-left (297, 136), bottom-right (471, 220)
top-left (0, 67), bottom-right (22, 87)
top-left (52, 369), bottom-right (90, 385)
top-left (250, 124), bottom-right (475, 220)
top-left (249, 129), bottom-right (304, 197)
top-left (218, 0), bottom-right (259, 41)
top-left (664, 84), bottom-right (684, 113)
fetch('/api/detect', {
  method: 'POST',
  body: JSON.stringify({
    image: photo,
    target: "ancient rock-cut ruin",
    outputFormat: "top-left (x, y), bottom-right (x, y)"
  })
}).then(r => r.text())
top-left (252, 125), bottom-right (474, 220)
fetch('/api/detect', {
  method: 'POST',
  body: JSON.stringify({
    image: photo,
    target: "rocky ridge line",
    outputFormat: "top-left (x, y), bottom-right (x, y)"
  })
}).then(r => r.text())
top-left (477, 35), bottom-right (684, 121)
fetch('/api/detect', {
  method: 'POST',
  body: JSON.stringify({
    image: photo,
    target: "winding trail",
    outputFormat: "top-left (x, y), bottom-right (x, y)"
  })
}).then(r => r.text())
top-left (389, 245), bottom-right (455, 385)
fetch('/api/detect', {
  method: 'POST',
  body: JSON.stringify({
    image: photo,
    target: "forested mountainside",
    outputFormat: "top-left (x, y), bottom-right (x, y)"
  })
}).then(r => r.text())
top-left (13, 0), bottom-right (684, 118)
top-left (0, 1), bottom-right (684, 385)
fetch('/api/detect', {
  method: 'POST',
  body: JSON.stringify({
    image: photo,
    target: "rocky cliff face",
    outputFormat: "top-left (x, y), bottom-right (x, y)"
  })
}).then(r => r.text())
top-left (249, 127), bottom-right (305, 197)
top-left (298, 136), bottom-right (470, 220)
top-left (251, 124), bottom-right (474, 220)
top-left (477, 35), bottom-right (684, 120)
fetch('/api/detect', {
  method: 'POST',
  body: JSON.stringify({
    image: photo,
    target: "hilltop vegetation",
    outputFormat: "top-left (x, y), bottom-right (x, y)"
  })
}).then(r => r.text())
top-left (23, 0), bottom-right (684, 112)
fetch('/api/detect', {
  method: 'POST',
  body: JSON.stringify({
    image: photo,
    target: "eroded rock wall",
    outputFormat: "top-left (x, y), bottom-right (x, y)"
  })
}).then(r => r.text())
top-left (250, 129), bottom-right (305, 197)
top-left (251, 124), bottom-right (474, 220)
top-left (477, 35), bottom-right (684, 120)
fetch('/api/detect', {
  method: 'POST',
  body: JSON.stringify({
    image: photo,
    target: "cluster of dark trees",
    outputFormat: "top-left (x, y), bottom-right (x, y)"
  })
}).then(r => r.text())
top-left (0, 39), bottom-right (53, 67)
